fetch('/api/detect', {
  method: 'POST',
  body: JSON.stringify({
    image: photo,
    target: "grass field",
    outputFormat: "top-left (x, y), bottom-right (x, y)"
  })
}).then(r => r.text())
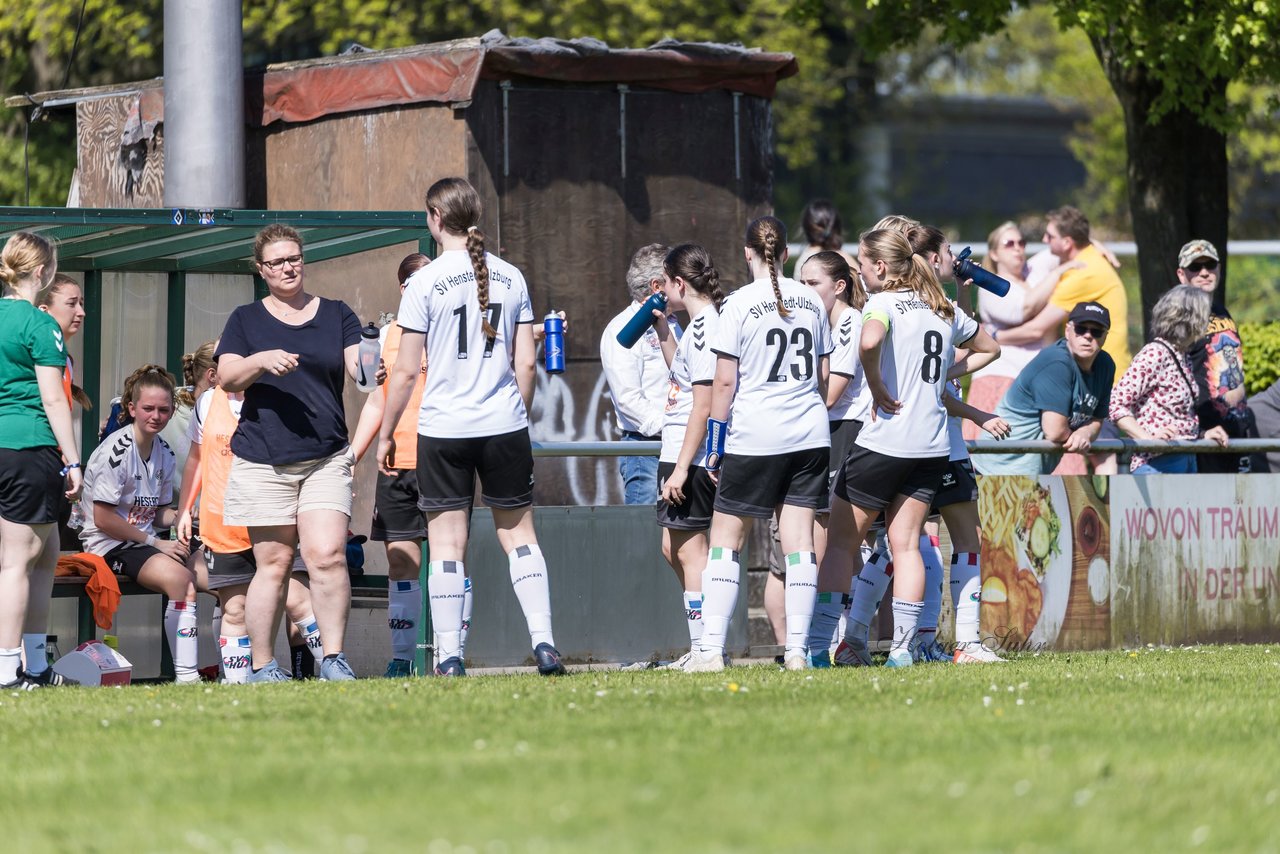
top-left (3, 647), bottom-right (1279, 853)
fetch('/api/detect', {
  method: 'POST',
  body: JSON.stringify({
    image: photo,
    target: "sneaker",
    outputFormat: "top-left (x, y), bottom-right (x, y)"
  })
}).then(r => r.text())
top-left (534, 643), bottom-right (567, 676)
top-left (435, 656), bottom-right (466, 677)
top-left (809, 649), bottom-right (832, 669)
top-left (320, 652), bottom-right (357, 681)
top-left (885, 649), bottom-right (913, 668)
top-left (833, 639), bottom-right (873, 667)
top-left (247, 660), bottom-right (292, 683)
top-left (620, 660), bottom-right (657, 672)
top-left (20, 667), bottom-right (78, 688)
top-left (682, 649), bottom-right (725, 673)
top-left (783, 653), bottom-right (809, 671)
top-left (954, 643), bottom-right (1006, 664)
top-left (915, 639), bottom-right (953, 663)
top-left (656, 652), bottom-right (693, 671)
top-left (384, 658), bottom-right (412, 679)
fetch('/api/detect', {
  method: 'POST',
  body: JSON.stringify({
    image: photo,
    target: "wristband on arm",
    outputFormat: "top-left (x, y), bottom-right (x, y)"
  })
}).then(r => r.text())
top-left (705, 418), bottom-right (728, 472)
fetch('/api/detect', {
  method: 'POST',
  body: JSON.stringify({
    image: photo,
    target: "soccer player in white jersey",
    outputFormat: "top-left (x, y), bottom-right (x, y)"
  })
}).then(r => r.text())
top-left (646, 244), bottom-right (725, 669)
top-left (686, 216), bottom-right (833, 673)
top-left (377, 176), bottom-right (566, 677)
top-left (79, 365), bottom-right (203, 682)
top-left (825, 228), bottom-right (1000, 668)
top-left (906, 224), bottom-right (1009, 663)
top-left (796, 250), bottom-right (872, 667)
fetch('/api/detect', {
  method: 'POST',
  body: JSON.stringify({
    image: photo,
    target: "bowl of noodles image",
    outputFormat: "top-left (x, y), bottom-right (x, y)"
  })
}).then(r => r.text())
top-left (978, 476), bottom-right (1073, 649)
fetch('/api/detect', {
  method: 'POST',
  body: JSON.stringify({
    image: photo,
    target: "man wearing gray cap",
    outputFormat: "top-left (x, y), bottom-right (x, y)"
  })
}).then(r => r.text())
top-left (1175, 239), bottom-right (1254, 473)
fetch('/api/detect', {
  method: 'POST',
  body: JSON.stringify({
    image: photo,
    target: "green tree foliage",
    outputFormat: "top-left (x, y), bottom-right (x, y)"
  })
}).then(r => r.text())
top-left (1, 1), bottom-right (832, 206)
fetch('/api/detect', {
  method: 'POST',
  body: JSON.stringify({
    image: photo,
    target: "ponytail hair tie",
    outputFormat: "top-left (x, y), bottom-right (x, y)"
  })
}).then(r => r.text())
top-left (466, 225), bottom-right (479, 234)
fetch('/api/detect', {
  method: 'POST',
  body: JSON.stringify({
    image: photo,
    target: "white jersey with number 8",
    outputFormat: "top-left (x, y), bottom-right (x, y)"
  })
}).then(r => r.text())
top-left (397, 249), bottom-right (535, 439)
top-left (855, 289), bottom-right (978, 459)
top-left (712, 277), bottom-right (834, 456)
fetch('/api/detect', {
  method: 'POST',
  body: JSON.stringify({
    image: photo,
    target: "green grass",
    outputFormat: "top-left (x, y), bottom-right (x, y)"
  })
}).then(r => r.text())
top-left (4, 647), bottom-right (1280, 853)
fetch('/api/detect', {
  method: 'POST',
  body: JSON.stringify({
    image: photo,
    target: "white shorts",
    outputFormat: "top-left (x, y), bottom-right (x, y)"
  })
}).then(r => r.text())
top-left (223, 448), bottom-right (354, 526)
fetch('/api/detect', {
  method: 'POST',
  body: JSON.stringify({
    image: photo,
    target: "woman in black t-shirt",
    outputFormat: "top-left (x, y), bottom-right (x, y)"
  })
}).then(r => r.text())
top-left (215, 224), bottom-right (364, 683)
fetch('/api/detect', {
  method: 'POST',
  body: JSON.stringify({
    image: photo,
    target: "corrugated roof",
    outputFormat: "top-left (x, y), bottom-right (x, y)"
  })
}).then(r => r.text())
top-left (0, 207), bottom-right (428, 273)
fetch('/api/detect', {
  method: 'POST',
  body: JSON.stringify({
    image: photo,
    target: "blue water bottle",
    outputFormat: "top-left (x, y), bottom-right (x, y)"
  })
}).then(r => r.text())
top-left (543, 312), bottom-right (565, 374)
top-left (616, 291), bottom-right (667, 349)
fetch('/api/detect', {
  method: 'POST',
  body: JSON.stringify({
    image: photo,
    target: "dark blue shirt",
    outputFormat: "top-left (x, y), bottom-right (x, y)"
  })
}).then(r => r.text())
top-left (215, 298), bottom-right (360, 465)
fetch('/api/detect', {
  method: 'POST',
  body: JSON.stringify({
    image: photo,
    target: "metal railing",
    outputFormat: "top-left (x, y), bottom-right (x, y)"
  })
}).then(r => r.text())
top-left (533, 439), bottom-right (1280, 457)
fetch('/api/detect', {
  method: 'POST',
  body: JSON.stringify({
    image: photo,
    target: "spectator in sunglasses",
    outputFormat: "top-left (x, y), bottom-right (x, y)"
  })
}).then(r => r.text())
top-left (1175, 239), bottom-right (1256, 473)
top-left (975, 302), bottom-right (1115, 476)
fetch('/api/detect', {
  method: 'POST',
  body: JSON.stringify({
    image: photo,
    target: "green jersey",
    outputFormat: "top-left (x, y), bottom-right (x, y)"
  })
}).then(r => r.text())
top-left (0, 299), bottom-right (67, 450)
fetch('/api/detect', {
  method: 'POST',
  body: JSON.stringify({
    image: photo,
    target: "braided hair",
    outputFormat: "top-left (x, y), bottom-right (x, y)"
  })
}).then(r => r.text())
top-left (745, 216), bottom-right (788, 317)
top-left (425, 177), bottom-right (495, 339)
top-left (664, 244), bottom-right (724, 310)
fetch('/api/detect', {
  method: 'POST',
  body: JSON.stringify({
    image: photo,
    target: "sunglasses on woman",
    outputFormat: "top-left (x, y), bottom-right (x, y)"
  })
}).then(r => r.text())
top-left (1001, 238), bottom-right (1027, 249)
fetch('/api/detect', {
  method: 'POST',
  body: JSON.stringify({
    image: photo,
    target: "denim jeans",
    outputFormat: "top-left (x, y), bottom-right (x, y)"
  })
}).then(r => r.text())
top-left (618, 431), bottom-right (660, 505)
top-left (1133, 453), bottom-right (1198, 475)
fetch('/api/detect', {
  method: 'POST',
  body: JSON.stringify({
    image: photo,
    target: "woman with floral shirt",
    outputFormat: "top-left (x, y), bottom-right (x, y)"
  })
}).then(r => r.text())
top-left (1110, 285), bottom-right (1228, 473)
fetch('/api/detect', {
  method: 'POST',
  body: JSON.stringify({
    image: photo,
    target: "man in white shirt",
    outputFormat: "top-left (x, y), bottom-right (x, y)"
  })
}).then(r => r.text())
top-left (600, 243), bottom-right (674, 504)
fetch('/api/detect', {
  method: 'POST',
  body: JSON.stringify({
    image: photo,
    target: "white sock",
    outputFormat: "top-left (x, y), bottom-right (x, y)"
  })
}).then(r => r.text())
top-left (166, 600), bottom-right (200, 683)
top-left (429, 560), bottom-right (467, 661)
top-left (22, 633), bottom-right (49, 675)
top-left (219, 635), bottom-right (251, 684)
top-left (950, 552), bottom-right (982, 646)
top-left (508, 544), bottom-right (555, 648)
top-left (387, 579), bottom-right (422, 662)
top-left (784, 552), bottom-right (819, 657)
top-left (0, 647), bottom-right (21, 684)
top-left (683, 590), bottom-right (704, 647)
top-left (807, 593), bottom-right (846, 657)
top-left (460, 576), bottom-right (474, 654)
top-left (916, 534), bottom-right (944, 651)
top-left (890, 598), bottom-right (923, 655)
top-left (293, 614), bottom-right (324, 662)
top-left (698, 547), bottom-right (740, 656)
top-left (845, 548), bottom-right (892, 644)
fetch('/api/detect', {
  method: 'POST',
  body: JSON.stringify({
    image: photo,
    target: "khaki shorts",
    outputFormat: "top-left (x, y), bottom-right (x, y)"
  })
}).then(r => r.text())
top-left (223, 448), bottom-right (354, 526)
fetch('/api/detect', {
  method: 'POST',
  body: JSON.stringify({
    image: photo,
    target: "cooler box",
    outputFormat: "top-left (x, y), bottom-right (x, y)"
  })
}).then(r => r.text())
top-left (51, 641), bottom-right (133, 686)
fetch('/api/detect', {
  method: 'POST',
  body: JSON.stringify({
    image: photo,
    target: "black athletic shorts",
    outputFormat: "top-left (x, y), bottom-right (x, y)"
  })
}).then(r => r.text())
top-left (930, 459), bottom-right (979, 514)
top-left (417, 428), bottom-right (534, 512)
top-left (0, 446), bottom-right (64, 525)
top-left (372, 468), bottom-right (427, 542)
top-left (203, 547), bottom-right (256, 590)
top-left (103, 543), bottom-right (164, 580)
top-left (837, 446), bottom-right (949, 512)
top-left (714, 447), bottom-right (829, 519)
top-left (656, 462), bottom-right (716, 531)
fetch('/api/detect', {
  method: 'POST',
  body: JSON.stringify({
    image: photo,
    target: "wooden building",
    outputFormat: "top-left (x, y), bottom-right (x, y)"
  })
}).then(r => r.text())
top-left (14, 34), bottom-right (797, 514)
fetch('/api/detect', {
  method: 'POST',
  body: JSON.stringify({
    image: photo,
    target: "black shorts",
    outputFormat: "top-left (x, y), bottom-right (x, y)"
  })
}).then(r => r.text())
top-left (656, 462), bottom-right (717, 531)
top-left (0, 446), bottom-right (64, 525)
top-left (203, 547), bottom-right (256, 590)
top-left (931, 459), bottom-right (979, 514)
top-left (417, 428), bottom-right (534, 512)
top-left (371, 469), bottom-right (427, 542)
top-left (714, 447), bottom-right (829, 519)
top-left (836, 446), bottom-right (949, 512)
top-left (104, 543), bottom-right (164, 581)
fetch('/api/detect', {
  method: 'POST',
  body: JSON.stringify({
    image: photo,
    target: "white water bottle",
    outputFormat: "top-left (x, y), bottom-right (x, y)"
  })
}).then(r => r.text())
top-left (355, 322), bottom-right (381, 393)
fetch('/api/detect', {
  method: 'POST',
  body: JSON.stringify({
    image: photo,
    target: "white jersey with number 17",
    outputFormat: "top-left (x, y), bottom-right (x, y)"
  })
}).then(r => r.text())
top-left (397, 249), bottom-right (535, 439)
top-left (855, 289), bottom-right (978, 459)
top-left (712, 276), bottom-right (833, 456)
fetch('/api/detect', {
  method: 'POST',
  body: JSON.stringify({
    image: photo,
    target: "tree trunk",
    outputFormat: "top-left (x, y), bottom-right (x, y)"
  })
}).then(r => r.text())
top-left (1091, 36), bottom-right (1230, 334)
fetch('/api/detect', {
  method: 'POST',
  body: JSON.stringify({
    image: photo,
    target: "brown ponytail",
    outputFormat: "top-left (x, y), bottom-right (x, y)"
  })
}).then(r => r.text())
top-left (859, 228), bottom-right (954, 321)
top-left (121, 364), bottom-right (177, 414)
top-left (425, 177), bottom-right (496, 340)
top-left (746, 216), bottom-right (788, 317)
top-left (176, 341), bottom-right (217, 408)
top-left (664, 244), bottom-right (724, 310)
